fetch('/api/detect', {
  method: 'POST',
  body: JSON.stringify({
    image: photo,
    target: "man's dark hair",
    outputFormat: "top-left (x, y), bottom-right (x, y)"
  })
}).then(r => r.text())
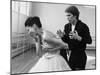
top-left (25, 16), bottom-right (42, 28)
top-left (65, 6), bottom-right (80, 20)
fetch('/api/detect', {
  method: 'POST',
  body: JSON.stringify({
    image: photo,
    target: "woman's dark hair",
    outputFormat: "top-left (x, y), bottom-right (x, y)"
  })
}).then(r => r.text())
top-left (25, 16), bottom-right (42, 28)
top-left (65, 6), bottom-right (80, 20)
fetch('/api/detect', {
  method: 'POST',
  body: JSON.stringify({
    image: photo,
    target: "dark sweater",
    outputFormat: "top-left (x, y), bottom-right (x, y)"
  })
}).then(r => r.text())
top-left (61, 20), bottom-right (92, 51)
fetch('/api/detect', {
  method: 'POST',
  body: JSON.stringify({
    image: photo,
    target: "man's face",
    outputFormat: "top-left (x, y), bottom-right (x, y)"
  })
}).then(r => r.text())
top-left (66, 12), bottom-right (76, 24)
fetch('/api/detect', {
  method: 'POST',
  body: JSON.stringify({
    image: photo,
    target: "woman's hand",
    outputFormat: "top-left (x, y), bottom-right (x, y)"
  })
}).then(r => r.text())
top-left (29, 31), bottom-right (38, 42)
top-left (57, 30), bottom-right (65, 38)
top-left (60, 44), bottom-right (68, 49)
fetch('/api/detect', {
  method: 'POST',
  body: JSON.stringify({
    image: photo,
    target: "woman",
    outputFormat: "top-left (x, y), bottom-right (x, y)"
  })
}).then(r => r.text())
top-left (25, 16), bottom-right (71, 73)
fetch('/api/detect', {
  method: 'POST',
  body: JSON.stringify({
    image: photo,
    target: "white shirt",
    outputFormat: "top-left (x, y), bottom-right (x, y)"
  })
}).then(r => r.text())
top-left (72, 24), bottom-right (75, 32)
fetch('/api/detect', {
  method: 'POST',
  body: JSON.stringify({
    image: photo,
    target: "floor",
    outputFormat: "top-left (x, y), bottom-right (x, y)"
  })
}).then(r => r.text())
top-left (11, 49), bottom-right (96, 74)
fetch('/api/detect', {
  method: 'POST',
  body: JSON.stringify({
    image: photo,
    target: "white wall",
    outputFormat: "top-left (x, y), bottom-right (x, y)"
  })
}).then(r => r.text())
top-left (29, 2), bottom-right (95, 47)
top-left (12, 11), bottom-right (28, 33)
top-left (12, 1), bottom-right (31, 33)
top-left (12, 1), bottom-right (95, 37)
top-left (12, 1), bottom-right (95, 47)
top-left (29, 2), bottom-right (95, 37)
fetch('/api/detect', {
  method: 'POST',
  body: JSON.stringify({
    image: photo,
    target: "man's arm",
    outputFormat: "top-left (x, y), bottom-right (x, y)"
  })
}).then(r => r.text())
top-left (81, 25), bottom-right (92, 44)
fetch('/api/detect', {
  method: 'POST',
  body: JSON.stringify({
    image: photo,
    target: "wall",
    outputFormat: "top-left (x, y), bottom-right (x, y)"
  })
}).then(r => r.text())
top-left (11, 1), bottom-right (34, 57)
top-left (29, 2), bottom-right (95, 48)
top-left (11, 1), bottom-right (95, 50)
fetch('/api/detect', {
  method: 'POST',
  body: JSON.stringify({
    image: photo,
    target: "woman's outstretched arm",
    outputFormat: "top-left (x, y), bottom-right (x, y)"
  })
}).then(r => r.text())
top-left (35, 35), bottom-right (42, 57)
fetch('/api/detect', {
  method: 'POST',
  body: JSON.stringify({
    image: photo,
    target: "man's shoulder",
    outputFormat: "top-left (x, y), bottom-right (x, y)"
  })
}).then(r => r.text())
top-left (65, 22), bottom-right (70, 25)
top-left (78, 20), bottom-right (89, 29)
top-left (64, 23), bottom-right (70, 27)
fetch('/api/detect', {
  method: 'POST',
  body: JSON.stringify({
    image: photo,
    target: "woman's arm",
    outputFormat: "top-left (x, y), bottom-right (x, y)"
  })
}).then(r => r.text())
top-left (44, 37), bottom-right (67, 47)
top-left (35, 35), bottom-right (42, 57)
top-left (43, 38), bottom-right (67, 52)
top-left (46, 45), bottom-right (67, 52)
top-left (43, 30), bottom-right (67, 52)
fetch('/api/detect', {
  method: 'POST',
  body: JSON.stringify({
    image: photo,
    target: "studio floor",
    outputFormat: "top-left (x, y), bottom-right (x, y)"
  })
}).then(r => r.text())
top-left (11, 49), bottom-right (96, 74)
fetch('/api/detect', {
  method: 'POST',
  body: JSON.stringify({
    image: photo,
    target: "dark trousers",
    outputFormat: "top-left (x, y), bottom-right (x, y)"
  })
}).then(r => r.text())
top-left (69, 50), bottom-right (87, 70)
top-left (60, 49), bottom-right (69, 63)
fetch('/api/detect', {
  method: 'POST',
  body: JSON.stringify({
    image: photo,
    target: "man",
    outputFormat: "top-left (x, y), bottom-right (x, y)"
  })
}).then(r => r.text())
top-left (57, 6), bottom-right (92, 70)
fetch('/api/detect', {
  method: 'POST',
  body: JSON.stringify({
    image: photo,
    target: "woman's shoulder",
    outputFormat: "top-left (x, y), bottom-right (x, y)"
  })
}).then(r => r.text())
top-left (42, 29), bottom-right (57, 40)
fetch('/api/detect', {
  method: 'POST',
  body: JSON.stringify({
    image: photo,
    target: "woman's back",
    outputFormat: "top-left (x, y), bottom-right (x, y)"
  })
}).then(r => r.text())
top-left (41, 30), bottom-right (66, 58)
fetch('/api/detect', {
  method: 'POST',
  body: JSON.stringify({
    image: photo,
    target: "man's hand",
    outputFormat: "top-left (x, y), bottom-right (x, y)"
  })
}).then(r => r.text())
top-left (69, 31), bottom-right (82, 41)
top-left (57, 30), bottom-right (65, 38)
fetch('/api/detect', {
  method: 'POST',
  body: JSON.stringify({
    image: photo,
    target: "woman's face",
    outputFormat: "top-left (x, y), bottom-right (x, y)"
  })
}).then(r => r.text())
top-left (25, 24), bottom-right (39, 38)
